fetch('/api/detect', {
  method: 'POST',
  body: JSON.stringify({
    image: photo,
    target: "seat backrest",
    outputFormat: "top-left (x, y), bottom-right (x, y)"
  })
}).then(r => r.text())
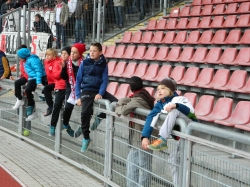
top-left (144, 19), bottom-right (157, 30)
top-left (211, 30), bottom-right (227, 44)
top-left (176, 18), bottom-right (188, 29)
top-left (179, 6), bottom-right (191, 17)
top-left (105, 45), bottom-right (116, 58)
top-left (183, 92), bottom-right (197, 108)
top-left (169, 7), bottom-right (180, 17)
top-left (208, 69), bottom-right (230, 87)
top-left (122, 45), bottom-right (136, 59)
top-left (162, 31), bottom-right (176, 44)
top-left (217, 48), bottom-right (237, 65)
top-left (131, 31), bottom-right (142, 43)
top-left (198, 16), bottom-right (212, 28)
top-left (121, 62), bottom-right (137, 78)
top-left (191, 47), bottom-right (208, 63)
top-left (154, 46), bottom-right (169, 61)
top-left (195, 95), bottom-right (214, 116)
top-left (200, 5), bottom-right (213, 15)
top-left (224, 70), bottom-right (247, 89)
top-left (156, 19), bottom-right (167, 30)
top-left (102, 45), bottom-right (107, 54)
top-left (235, 14), bottom-right (250, 27)
top-left (120, 31), bottom-right (132, 43)
top-left (166, 47), bottom-right (182, 61)
top-left (225, 29), bottom-right (241, 44)
top-left (187, 17), bottom-right (200, 29)
top-left (202, 0), bottom-right (212, 4)
top-left (233, 48), bottom-right (250, 65)
top-left (239, 30), bottom-right (250, 44)
top-left (198, 30), bottom-right (214, 44)
top-left (186, 30), bottom-right (201, 44)
top-left (192, 0), bottom-right (202, 5)
top-left (141, 32), bottom-right (154, 44)
top-left (177, 47), bottom-right (194, 62)
top-left (151, 31), bottom-right (164, 43)
top-left (241, 77), bottom-right (250, 92)
top-left (170, 66), bottom-right (185, 82)
top-left (114, 83), bottom-right (130, 100)
top-left (112, 45), bottom-right (126, 58)
top-left (132, 46), bottom-right (147, 60)
top-left (222, 15), bottom-right (237, 27)
top-left (111, 61), bottom-right (127, 77)
top-left (178, 67), bottom-right (200, 84)
top-left (193, 67), bottom-right (214, 86)
top-left (173, 31), bottom-right (187, 44)
top-left (107, 61), bottom-right (117, 75)
top-left (142, 64), bottom-right (159, 80)
top-left (166, 18), bottom-right (178, 29)
top-left (237, 2), bottom-right (250, 13)
top-left (143, 46), bottom-right (158, 60)
top-left (204, 47), bottom-right (222, 63)
top-left (106, 82), bottom-right (118, 95)
top-left (212, 4), bottom-right (225, 14)
top-left (224, 3), bottom-right (238, 14)
top-left (144, 87), bottom-right (155, 96)
top-left (227, 101), bottom-right (250, 124)
top-left (210, 16), bottom-right (224, 28)
top-left (154, 65), bottom-right (172, 82)
top-left (209, 97), bottom-right (233, 120)
top-left (132, 63), bottom-right (148, 77)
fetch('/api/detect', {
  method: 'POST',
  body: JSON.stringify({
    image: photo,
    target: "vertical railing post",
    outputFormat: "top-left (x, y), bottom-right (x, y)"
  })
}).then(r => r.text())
top-left (152, 0), bottom-right (155, 15)
top-left (16, 8), bottom-right (21, 78)
top-left (163, 0), bottom-right (167, 16)
top-left (27, 3), bottom-right (31, 49)
top-left (22, 6), bottom-right (26, 45)
top-left (54, 109), bottom-right (63, 157)
top-left (92, 0), bottom-right (97, 43)
top-left (96, 0), bottom-right (102, 42)
top-left (182, 139), bottom-right (192, 187)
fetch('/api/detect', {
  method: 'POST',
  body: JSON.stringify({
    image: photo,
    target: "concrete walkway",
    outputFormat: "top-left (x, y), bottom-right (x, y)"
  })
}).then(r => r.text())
top-left (0, 130), bottom-right (104, 187)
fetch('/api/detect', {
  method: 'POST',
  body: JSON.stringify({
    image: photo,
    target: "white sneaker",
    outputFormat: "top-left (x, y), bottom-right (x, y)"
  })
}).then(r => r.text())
top-left (26, 112), bottom-right (38, 121)
top-left (13, 99), bottom-right (24, 110)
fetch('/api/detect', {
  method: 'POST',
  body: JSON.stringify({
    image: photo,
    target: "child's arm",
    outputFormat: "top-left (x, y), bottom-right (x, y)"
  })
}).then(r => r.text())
top-left (98, 66), bottom-right (108, 96)
top-left (75, 61), bottom-right (84, 100)
top-left (53, 62), bottom-right (62, 80)
top-left (0, 57), bottom-right (10, 79)
top-left (31, 58), bottom-right (44, 84)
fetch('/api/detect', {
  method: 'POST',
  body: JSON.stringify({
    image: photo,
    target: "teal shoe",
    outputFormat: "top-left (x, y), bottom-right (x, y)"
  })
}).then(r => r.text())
top-left (81, 138), bottom-right (91, 152)
top-left (64, 124), bottom-right (74, 137)
top-left (26, 106), bottom-right (35, 116)
top-left (49, 126), bottom-right (55, 136)
top-left (148, 137), bottom-right (168, 151)
top-left (74, 126), bottom-right (82, 138)
top-left (89, 117), bottom-right (102, 131)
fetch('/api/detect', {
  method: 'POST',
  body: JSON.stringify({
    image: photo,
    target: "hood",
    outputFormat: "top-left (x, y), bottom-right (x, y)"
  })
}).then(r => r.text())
top-left (133, 88), bottom-right (155, 109)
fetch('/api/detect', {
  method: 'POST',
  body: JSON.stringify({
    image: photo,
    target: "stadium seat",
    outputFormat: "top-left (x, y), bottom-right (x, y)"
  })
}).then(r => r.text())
top-left (187, 17), bottom-right (200, 29)
top-left (202, 69), bottom-right (230, 88)
top-left (222, 15), bottom-right (237, 27)
top-left (108, 61), bottom-right (117, 76)
top-left (102, 45), bottom-right (107, 54)
top-left (132, 63), bottom-right (148, 77)
top-left (232, 48), bottom-right (250, 66)
top-left (214, 70), bottom-right (247, 91)
top-left (195, 95), bottom-right (215, 118)
top-left (198, 16), bottom-right (212, 28)
top-left (210, 30), bottom-right (227, 44)
top-left (106, 82), bottom-right (118, 95)
top-left (170, 66), bottom-right (185, 82)
top-left (175, 18), bottom-right (189, 29)
top-left (112, 45), bottom-right (126, 58)
top-left (235, 77), bottom-right (250, 93)
top-left (198, 30), bottom-right (214, 44)
top-left (224, 3), bottom-right (238, 14)
top-left (224, 29), bottom-right (241, 44)
top-left (121, 45), bottom-right (136, 59)
top-left (177, 47), bottom-right (194, 62)
top-left (203, 47), bottom-right (222, 64)
top-left (130, 31), bottom-right (142, 44)
top-left (176, 90), bottom-right (182, 96)
top-left (198, 97), bottom-right (233, 122)
top-left (190, 68), bottom-right (214, 87)
top-left (152, 65), bottom-right (172, 82)
top-left (166, 47), bottom-right (182, 62)
top-left (237, 2), bottom-right (250, 13)
top-left (214, 101), bottom-right (250, 126)
top-left (154, 46), bottom-right (169, 61)
top-left (179, 6), bottom-right (191, 17)
top-left (217, 48), bottom-right (237, 65)
top-left (190, 47), bottom-right (208, 63)
top-left (111, 61), bottom-right (127, 77)
top-left (192, 0), bottom-right (202, 6)
top-left (210, 16), bottom-right (224, 28)
top-left (165, 18), bottom-right (178, 29)
top-left (155, 19), bottom-right (167, 30)
top-left (189, 6), bottom-right (202, 16)
top-left (105, 45), bottom-right (116, 58)
top-left (186, 31), bottom-right (201, 44)
top-left (116, 31), bottom-right (132, 44)
top-left (140, 32), bottom-right (154, 44)
top-left (143, 46), bottom-right (158, 60)
top-left (132, 46), bottom-right (147, 60)
top-left (202, 0), bottom-right (212, 4)
top-left (164, 7), bottom-right (180, 18)
top-left (212, 4), bottom-right (226, 15)
top-left (122, 62), bottom-right (137, 78)
top-left (200, 5), bottom-right (213, 15)
top-left (140, 19), bottom-right (157, 31)
top-left (235, 123), bottom-right (250, 132)
top-left (141, 64), bottom-right (159, 80)
top-left (238, 30), bottom-right (250, 44)
top-left (183, 92), bottom-right (197, 108)
top-left (114, 83), bottom-right (130, 99)
top-left (162, 31), bottom-right (176, 44)
top-left (173, 31), bottom-right (187, 44)
top-left (144, 87), bottom-right (155, 96)
top-left (235, 14), bottom-right (250, 27)
top-left (178, 67), bottom-right (200, 85)
top-left (151, 31), bottom-right (164, 44)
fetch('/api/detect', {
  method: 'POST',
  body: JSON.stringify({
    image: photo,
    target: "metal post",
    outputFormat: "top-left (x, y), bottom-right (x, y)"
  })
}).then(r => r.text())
top-left (27, 3), bottom-right (31, 49)
top-left (55, 109), bottom-right (63, 157)
top-left (92, 0), bottom-right (97, 43)
top-left (163, 0), bottom-right (167, 16)
top-left (22, 6), bottom-right (26, 45)
top-left (16, 8), bottom-right (21, 78)
top-left (96, 0), bottom-right (102, 42)
top-left (184, 140), bottom-right (192, 187)
top-left (160, 0), bottom-right (163, 11)
top-left (101, 0), bottom-right (106, 43)
top-left (152, 0), bottom-right (155, 15)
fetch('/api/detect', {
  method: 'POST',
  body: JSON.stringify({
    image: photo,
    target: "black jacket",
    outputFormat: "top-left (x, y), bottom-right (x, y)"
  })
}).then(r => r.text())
top-left (33, 16), bottom-right (52, 35)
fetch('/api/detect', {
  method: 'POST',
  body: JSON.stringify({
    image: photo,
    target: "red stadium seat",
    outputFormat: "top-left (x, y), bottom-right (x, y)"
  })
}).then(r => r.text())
top-left (235, 77), bottom-right (250, 93)
top-left (132, 46), bottom-right (147, 60)
top-left (215, 101), bottom-right (250, 126)
top-left (211, 30), bottom-right (227, 44)
top-left (186, 31), bottom-right (201, 44)
top-left (195, 95), bottom-right (215, 118)
top-left (198, 30), bottom-right (214, 44)
top-left (222, 15), bottom-right (237, 28)
top-left (235, 14), bottom-right (250, 27)
top-left (210, 16), bottom-right (224, 28)
top-left (102, 45), bottom-right (107, 54)
top-left (202, 0), bottom-right (212, 4)
top-left (200, 5), bottom-right (213, 16)
top-left (105, 45), bottom-right (116, 58)
top-left (121, 45), bottom-right (136, 59)
top-left (178, 67), bottom-right (200, 85)
top-left (224, 29), bottom-right (241, 44)
top-left (131, 31), bottom-right (142, 44)
top-left (187, 17), bottom-right (200, 29)
top-left (211, 4), bottom-right (225, 15)
top-left (202, 69), bottom-right (230, 88)
top-left (239, 30), bottom-right (250, 44)
top-left (108, 61), bottom-right (117, 76)
top-left (151, 31), bottom-right (164, 44)
top-left (176, 90), bottom-right (182, 96)
top-left (217, 48), bottom-right (237, 65)
top-left (106, 82), bottom-right (118, 95)
top-left (165, 18), bottom-right (178, 29)
top-left (116, 31), bottom-right (132, 44)
top-left (114, 84), bottom-right (130, 99)
top-left (112, 45), bottom-right (126, 58)
top-left (198, 97), bottom-right (233, 122)
top-left (154, 47), bottom-right (169, 61)
top-left (143, 46), bottom-right (158, 60)
top-left (190, 68), bottom-right (214, 87)
top-left (152, 65), bottom-right (172, 82)
top-left (164, 7), bottom-right (180, 18)
top-left (166, 47), bottom-right (182, 62)
top-left (235, 123), bottom-right (250, 132)
top-left (179, 6), bottom-right (191, 17)
top-left (173, 31), bottom-right (187, 44)
top-left (122, 62), bottom-right (137, 78)
top-left (192, 0), bottom-right (202, 6)
top-left (162, 31), bottom-right (176, 44)
top-left (140, 32), bottom-right (154, 44)
top-left (237, 2), bottom-right (250, 13)
top-left (232, 48), bottom-right (250, 65)
top-left (141, 64), bottom-right (159, 80)
top-left (132, 63), bottom-right (148, 77)
top-left (176, 18), bottom-right (189, 29)
top-left (144, 87), bottom-right (155, 96)
top-left (111, 61), bottom-right (127, 77)
top-left (189, 6), bottom-right (202, 16)
top-left (170, 66), bottom-right (185, 82)
top-left (190, 47), bottom-right (208, 63)
top-left (177, 47), bottom-right (194, 62)
top-left (155, 19), bottom-right (167, 30)
top-left (203, 47), bottom-right (222, 64)
top-left (183, 92), bottom-right (197, 108)
top-left (140, 19), bottom-right (157, 31)
top-left (198, 16), bottom-right (212, 28)
top-left (224, 3), bottom-right (238, 14)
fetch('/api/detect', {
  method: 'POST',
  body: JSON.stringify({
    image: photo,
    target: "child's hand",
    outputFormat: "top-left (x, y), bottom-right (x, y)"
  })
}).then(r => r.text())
top-left (165, 103), bottom-right (176, 112)
top-left (141, 138), bottom-right (150, 150)
top-left (94, 94), bottom-right (102, 100)
top-left (9, 76), bottom-right (15, 80)
top-left (37, 84), bottom-right (43, 87)
top-left (76, 99), bottom-right (81, 106)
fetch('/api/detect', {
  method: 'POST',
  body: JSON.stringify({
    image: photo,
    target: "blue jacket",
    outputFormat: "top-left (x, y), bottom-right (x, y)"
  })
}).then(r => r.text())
top-left (75, 54), bottom-right (108, 99)
top-left (24, 54), bottom-right (46, 84)
top-left (141, 92), bottom-right (197, 139)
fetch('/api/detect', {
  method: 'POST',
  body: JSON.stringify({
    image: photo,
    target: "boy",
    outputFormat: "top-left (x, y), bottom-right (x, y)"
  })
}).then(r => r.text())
top-left (14, 48), bottom-right (47, 120)
top-left (0, 50), bottom-right (11, 80)
top-left (115, 76), bottom-right (155, 187)
top-left (75, 42), bottom-right (117, 152)
top-left (141, 77), bottom-right (197, 151)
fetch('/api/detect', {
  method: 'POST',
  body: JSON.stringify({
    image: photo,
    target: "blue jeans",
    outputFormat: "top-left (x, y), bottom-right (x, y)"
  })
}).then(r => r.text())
top-left (114, 6), bottom-right (124, 26)
top-left (133, 0), bottom-right (145, 20)
top-left (56, 23), bottom-right (66, 47)
top-left (75, 18), bottom-right (85, 43)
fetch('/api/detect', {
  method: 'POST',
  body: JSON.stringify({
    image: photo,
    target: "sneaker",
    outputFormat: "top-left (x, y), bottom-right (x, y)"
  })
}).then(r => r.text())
top-left (81, 138), bottom-right (91, 152)
top-left (74, 125), bottom-right (82, 138)
top-left (49, 126), bottom-right (55, 136)
top-left (89, 117), bottom-right (102, 131)
top-left (38, 96), bottom-right (45, 101)
top-left (63, 124), bottom-right (74, 137)
top-left (13, 99), bottom-right (24, 110)
top-left (22, 129), bottom-right (31, 136)
top-left (26, 112), bottom-right (38, 121)
top-left (147, 138), bottom-right (168, 151)
top-left (44, 107), bottom-right (53, 117)
top-left (26, 106), bottom-right (35, 116)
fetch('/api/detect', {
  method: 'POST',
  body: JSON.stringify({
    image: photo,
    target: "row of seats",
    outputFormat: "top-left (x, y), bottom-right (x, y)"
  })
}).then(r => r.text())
top-left (140, 15), bottom-right (250, 31)
top-left (164, 2), bottom-right (250, 18)
top-left (104, 45), bottom-right (250, 66)
top-left (115, 29), bottom-right (250, 46)
top-left (191, 0), bottom-right (248, 6)
top-left (108, 62), bottom-right (250, 93)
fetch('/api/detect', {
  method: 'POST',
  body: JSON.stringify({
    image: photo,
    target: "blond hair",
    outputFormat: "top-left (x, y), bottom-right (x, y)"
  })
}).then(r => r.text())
top-left (157, 84), bottom-right (174, 97)
top-left (45, 48), bottom-right (58, 57)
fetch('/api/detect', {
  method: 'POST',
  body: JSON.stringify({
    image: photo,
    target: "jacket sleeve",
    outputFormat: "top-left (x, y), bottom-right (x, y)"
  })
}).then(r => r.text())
top-left (75, 61), bottom-right (84, 99)
top-left (63, 5), bottom-right (69, 24)
top-left (1, 57), bottom-right (10, 78)
top-left (31, 58), bottom-right (44, 84)
top-left (53, 62), bottom-right (62, 80)
top-left (99, 66), bottom-right (108, 96)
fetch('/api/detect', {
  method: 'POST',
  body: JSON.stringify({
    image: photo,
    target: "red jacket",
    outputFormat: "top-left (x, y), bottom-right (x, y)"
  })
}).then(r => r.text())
top-left (53, 58), bottom-right (66, 90)
top-left (44, 57), bottom-right (59, 84)
top-left (20, 60), bottom-right (28, 80)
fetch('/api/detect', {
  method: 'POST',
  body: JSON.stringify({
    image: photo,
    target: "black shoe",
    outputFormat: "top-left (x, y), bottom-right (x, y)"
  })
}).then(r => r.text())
top-left (44, 107), bottom-right (52, 117)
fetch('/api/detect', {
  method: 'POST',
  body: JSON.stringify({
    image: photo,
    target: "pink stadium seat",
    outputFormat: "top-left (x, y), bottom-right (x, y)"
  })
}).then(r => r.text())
top-left (166, 47), bottom-right (182, 62)
top-left (239, 30), bottom-right (250, 44)
top-left (170, 66), bottom-right (185, 82)
top-left (192, 0), bottom-right (202, 5)
top-left (112, 45), bottom-right (126, 58)
top-left (190, 68), bottom-right (214, 87)
top-left (232, 48), bottom-right (250, 66)
top-left (152, 65), bottom-right (172, 82)
top-left (117, 31), bottom-right (132, 44)
top-left (212, 4), bottom-right (226, 15)
top-left (176, 18), bottom-right (189, 29)
top-left (198, 30), bottom-right (214, 44)
top-left (200, 5), bottom-right (213, 15)
top-left (177, 47), bottom-right (194, 62)
top-left (178, 67), bottom-right (200, 85)
top-left (132, 46), bottom-right (147, 60)
top-left (224, 29), bottom-right (241, 44)
top-left (202, 69), bottom-right (230, 89)
top-left (106, 82), bottom-right (118, 95)
top-left (235, 14), bottom-right (250, 27)
top-left (140, 32), bottom-right (154, 44)
top-left (155, 19), bottom-right (167, 30)
top-left (213, 0), bottom-right (223, 4)
top-left (164, 7), bottom-right (180, 18)
top-left (217, 48), bottom-right (237, 65)
top-left (183, 92), bottom-right (197, 108)
top-left (187, 17), bottom-right (200, 29)
top-left (179, 6), bottom-right (191, 17)
top-left (130, 31), bottom-right (142, 44)
top-left (121, 45), bottom-right (136, 59)
top-left (151, 31), bottom-right (164, 44)
top-left (214, 101), bottom-right (250, 127)
top-left (202, 0), bottom-right (212, 4)
top-left (237, 2), bottom-right (250, 13)
top-left (211, 30), bottom-right (227, 44)
top-left (190, 47), bottom-right (208, 63)
top-left (141, 64), bottom-right (159, 80)
top-left (162, 31), bottom-right (176, 44)
top-left (165, 18), bottom-right (178, 29)
top-left (210, 16), bottom-right (224, 28)
top-left (111, 61), bottom-right (127, 77)
top-left (203, 47), bottom-right (222, 64)
top-left (154, 47), bottom-right (169, 61)
top-left (140, 19), bottom-right (157, 31)
top-left (224, 3), bottom-right (238, 14)
top-left (114, 84), bottom-right (130, 100)
top-left (173, 31), bottom-right (187, 44)
top-left (198, 16), bottom-right (212, 28)
top-left (235, 77), bottom-right (250, 93)
top-left (143, 46), bottom-right (158, 60)
top-left (144, 87), bottom-right (155, 96)
top-left (214, 70), bottom-right (247, 91)
top-left (186, 31), bottom-right (201, 44)
top-left (104, 45), bottom-right (116, 58)
top-left (176, 90), bottom-right (182, 96)
top-left (235, 123), bottom-right (250, 132)
top-left (198, 97), bottom-right (233, 122)
top-left (122, 62), bottom-right (137, 78)
top-left (132, 63), bottom-right (148, 77)
top-left (195, 95), bottom-right (215, 118)
top-left (222, 0), bottom-right (234, 3)
top-left (102, 45), bottom-right (107, 54)
top-left (189, 6), bottom-right (202, 16)
top-left (222, 15), bottom-right (237, 27)
top-left (108, 61), bottom-right (117, 76)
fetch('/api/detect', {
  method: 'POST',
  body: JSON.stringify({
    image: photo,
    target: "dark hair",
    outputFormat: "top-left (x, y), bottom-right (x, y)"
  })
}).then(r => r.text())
top-left (129, 76), bottom-right (143, 92)
top-left (17, 44), bottom-right (27, 50)
top-left (91, 42), bottom-right (102, 52)
top-left (35, 14), bottom-right (41, 19)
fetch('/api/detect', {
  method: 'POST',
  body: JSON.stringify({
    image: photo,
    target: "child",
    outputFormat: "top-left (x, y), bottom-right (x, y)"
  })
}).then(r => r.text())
top-left (48, 47), bottom-right (69, 136)
top-left (14, 48), bottom-right (47, 119)
top-left (75, 42), bottom-right (117, 152)
top-left (0, 50), bottom-right (11, 81)
top-left (115, 76), bottom-right (155, 187)
top-left (141, 77), bottom-right (197, 151)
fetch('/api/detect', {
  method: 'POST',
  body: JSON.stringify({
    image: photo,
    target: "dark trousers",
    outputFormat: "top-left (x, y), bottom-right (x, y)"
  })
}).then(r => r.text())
top-left (62, 87), bottom-right (75, 125)
top-left (43, 83), bottom-right (55, 108)
top-left (80, 91), bottom-right (118, 139)
top-left (14, 77), bottom-right (27, 100)
top-left (51, 89), bottom-right (66, 127)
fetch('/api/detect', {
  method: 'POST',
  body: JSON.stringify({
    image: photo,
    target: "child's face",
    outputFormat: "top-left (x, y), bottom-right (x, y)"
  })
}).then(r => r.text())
top-left (89, 46), bottom-right (102, 61)
top-left (45, 52), bottom-right (54, 61)
top-left (61, 51), bottom-right (69, 61)
top-left (71, 47), bottom-right (81, 61)
top-left (156, 85), bottom-right (171, 99)
top-left (35, 16), bottom-right (39, 22)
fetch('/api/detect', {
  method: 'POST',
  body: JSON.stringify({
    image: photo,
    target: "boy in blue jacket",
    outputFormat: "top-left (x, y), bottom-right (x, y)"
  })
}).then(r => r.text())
top-left (141, 78), bottom-right (197, 151)
top-left (75, 42), bottom-right (117, 152)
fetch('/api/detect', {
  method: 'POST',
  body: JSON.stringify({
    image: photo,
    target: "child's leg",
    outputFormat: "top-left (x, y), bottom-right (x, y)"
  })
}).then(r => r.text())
top-left (25, 79), bottom-right (37, 106)
top-left (43, 83), bottom-right (55, 108)
top-left (14, 77), bottom-right (27, 100)
top-left (63, 88), bottom-right (74, 126)
top-left (126, 148), bottom-right (139, 186)
top-left (98, 91), bottom-right (118, 118)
